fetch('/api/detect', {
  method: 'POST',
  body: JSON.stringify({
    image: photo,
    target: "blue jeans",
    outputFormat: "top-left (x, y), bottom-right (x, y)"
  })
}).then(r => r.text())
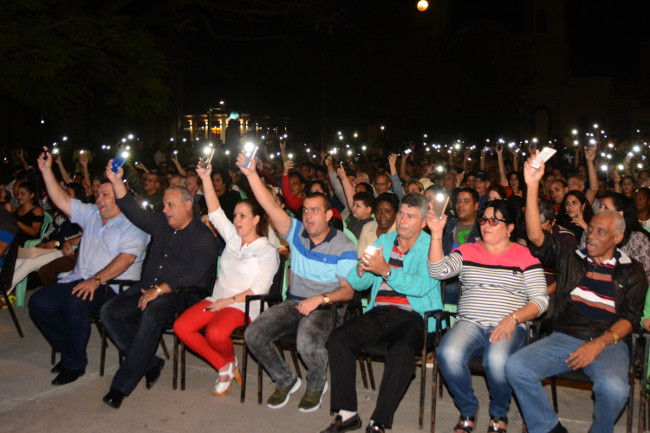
top-left (100, 289), bottom-right (176, 395)
top-left (28, 280), bottom-right (114, 371)
top-left (505, 332), bottom-right (629, 433)
top-left (244, 299), bottom-right (333, 392)
top-left (438, 319), bottom-right (525, 418)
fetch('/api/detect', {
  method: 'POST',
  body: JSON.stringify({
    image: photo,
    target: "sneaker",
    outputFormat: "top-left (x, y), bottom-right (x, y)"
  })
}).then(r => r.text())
top-left (267, 377), bottom-right (302, 409)
top-left (319, 414), bottom-right (362, 433)
top-left (298, 381), bottom-right (328, 412)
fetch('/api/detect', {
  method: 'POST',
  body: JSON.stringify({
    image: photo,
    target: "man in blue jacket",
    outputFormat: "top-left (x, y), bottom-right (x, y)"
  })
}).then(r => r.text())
top-left (319, 193), bottom-right (442, 433)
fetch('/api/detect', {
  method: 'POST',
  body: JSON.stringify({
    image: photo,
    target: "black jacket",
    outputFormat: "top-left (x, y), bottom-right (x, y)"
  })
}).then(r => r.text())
top-left (529, 231), bottom-right (647, 342)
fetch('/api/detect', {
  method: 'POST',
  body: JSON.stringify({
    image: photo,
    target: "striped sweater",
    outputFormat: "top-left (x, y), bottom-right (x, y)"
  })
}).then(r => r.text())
top-left (427, 242), bottom-right (549, 327)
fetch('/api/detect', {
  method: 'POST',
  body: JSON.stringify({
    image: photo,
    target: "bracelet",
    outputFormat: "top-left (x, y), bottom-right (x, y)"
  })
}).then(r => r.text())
top-left (606, 329), bottom-right (619, 344)
top-left (510, 312), bottom-right (519, 324)
top-left (431, 237), bottom-right (442, 241)
top-left (232, 296), bottom-right (237, 304)
top-left (154, 285), bottom-right (162, 295)
top-left (93, 275), bottom-right (102, 286)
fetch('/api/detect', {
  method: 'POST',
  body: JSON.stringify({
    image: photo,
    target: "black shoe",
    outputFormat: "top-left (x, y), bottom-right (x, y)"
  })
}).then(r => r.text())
top-left (366, 422), bottom-right (385, 433)
top-left (145, 358), bottom-right (165, 390)
top-left (51, 368), bottom-right (85, 385)
top-left (319, 414), bottom-right (362, 433)
top-left (102, 389), bottom-right (126, 409)
top-left (548, 422), bottom-right (568, 433)
top-left (50, 361), bottom-right (63, 373)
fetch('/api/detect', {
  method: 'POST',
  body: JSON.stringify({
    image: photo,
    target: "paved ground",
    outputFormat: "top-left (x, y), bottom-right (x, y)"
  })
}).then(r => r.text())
top-left (0, 292), bottom-right (642, 433)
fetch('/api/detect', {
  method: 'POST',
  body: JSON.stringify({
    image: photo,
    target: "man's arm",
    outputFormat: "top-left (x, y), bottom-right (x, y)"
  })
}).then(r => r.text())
top-left (336, 165), bottom-right (355, 210)
top-left (237, 152), bottom-right (291, 237)
top-left (295, 280), bottom-right (355, 317)
top-left (584, 147), bottom-right (598, 205)
top-left (71, 253), bottom-right (137, 301)
top-left (565, 318), bottom-right (632, 370)
top-left (523, 155), bottom-right (545, 247)
top-left (37, 147), bottom-right (72, 217)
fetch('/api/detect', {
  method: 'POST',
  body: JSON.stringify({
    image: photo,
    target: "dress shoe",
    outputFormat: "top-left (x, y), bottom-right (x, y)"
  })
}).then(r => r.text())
top-left (319, 414), bottom-right (362, 432)
top-left (51, 368), bottom-right (84, 385)
top-left (102, 389), bottom-right (126, 409)
top-left (366, 422), bottom-right (385, 433)
top-left (145, 358), bottom-right (165, 390)
top-left (50, 361), bottom-right (63, 373)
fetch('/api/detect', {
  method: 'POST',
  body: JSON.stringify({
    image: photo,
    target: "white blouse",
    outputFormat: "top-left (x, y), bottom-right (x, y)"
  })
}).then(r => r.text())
top-left (207, 207), bottom-right (280, 320)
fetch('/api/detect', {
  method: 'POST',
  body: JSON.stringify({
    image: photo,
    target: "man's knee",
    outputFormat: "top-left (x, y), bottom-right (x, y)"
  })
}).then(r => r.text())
top-left (594, 374), bottom-right (629, 406)
top-left (244, 320), bottom-right (265, 349)
top-left (505, 352), bottom-right (529, 383)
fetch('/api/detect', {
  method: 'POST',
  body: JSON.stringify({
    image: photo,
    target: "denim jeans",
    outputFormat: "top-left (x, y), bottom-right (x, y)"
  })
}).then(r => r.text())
top-left (100, 289), bottom-right (176, 395)
top-left (244, 299), bottom-right (333, 392)
top-left (505, 332), bottom-right (629, 433)
top-left (28, 280), bottom-right (113, 371)
top-left (437, 319), bottom-right (525, 418)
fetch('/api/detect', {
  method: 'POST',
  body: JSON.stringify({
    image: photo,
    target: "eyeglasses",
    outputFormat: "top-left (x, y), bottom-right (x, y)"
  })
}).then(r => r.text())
top-left (478, 217), bottom-right (507, 226)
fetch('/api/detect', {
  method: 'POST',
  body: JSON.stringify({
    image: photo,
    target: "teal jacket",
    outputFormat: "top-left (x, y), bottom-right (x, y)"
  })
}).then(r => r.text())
top-left (347, 230), bottom-right (442, 332)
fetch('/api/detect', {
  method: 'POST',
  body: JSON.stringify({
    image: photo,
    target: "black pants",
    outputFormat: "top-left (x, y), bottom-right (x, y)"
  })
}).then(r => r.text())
top-left (327, 307), bottom-right (424, 427)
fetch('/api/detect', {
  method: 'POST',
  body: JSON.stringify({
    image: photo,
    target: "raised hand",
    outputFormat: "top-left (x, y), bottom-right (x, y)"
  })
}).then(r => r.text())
top-left (523, 151), bottom-right (545, 185)
top-left (104, 159), bottom-right (123, 183)
top-left (283, 159), bottom-right (294, 175)
top-left (196, 160), bottom-right (212, 179)
top-left (37, 146), bottom-right (53, 172)
top-left (237, 151), bottom-right (257, 176)
top-left (425, 202), bottom-right (447, 234)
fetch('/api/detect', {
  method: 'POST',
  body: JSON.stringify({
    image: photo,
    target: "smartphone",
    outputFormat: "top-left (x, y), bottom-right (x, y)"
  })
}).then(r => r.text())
top-left (530, 147), bottom-right (557, 169)
top-left (111, 150), bottom-right (130, 173)
top-left (198, 147), bottom-right (215, 169)
top-left (365, 245), bottom-right (378, 256)
top-left (239, 144), bottom-right (259, 169)
top-left (432, 192), bottom-right (449, 218)
top-left (483, 146), bottom-right (490, 152)
top-left (404, 148), bottom-right (413, 155)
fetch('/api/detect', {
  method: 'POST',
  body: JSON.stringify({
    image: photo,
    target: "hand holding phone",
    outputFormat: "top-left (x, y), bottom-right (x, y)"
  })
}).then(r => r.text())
top-left (111, 150), bottom-right (130, 173)
top-left (530, 147), bottom-right (557, 169)
top-left (239, 143), bottom-right (259, 169)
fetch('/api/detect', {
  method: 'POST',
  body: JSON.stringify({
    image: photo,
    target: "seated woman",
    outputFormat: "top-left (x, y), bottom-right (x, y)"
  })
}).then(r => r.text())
top-left (357, 193), bottom-right (398, 256)
top-left (10, 183), bottom-right (84, 290)
top-left (427, 200), bottom-right (548, 433)
top-left (13, 181), bottom-right (44, 245)
top-left (562, 190), bottom-right (594, 240)
top-left (173, 161), bottom-right (279, 397)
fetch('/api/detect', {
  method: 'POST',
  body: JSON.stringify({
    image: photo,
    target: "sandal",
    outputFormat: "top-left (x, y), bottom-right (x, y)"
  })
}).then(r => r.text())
top-left (488, 416), bottom-right (508, 433)
top-left (454, 414), bottom-right (476, 433)
top-left (212, 357), bottom-right (242, 397)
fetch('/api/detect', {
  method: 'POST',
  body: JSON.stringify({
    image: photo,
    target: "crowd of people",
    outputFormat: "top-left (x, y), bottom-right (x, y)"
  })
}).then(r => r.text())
top-left (1, 135), bottom-right (650, 433)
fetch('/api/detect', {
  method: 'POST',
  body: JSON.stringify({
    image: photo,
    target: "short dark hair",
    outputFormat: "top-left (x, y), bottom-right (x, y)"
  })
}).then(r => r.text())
top-left (307, 179), bottom-right (329, 195)
top-left (353, 191), bottom-right (374, 208)
top-left (400, 193), bottom-right (429, 219)
top-left (538, 199), bottom-right (555, 224)
top-left (478, 199), bottom-right (517, 241)
top-left (356, 182), bottom-right (373, 194)
top-left (303, 191), bottom-right (331, 211)
top-left (66, 182), bottom-right (87, 203)
top-left (212, 168), bottom-right (233, 187)
top-left (373, 192), bottom-right (399, 213)
top-left (456, 187), bottom-right (479, 204)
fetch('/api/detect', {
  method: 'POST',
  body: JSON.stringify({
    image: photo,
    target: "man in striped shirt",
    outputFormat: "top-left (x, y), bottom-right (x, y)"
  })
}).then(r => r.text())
top-left (319, 194), bottom-right (442, 433)
top-left (505, 157), bottom-right (648, 433)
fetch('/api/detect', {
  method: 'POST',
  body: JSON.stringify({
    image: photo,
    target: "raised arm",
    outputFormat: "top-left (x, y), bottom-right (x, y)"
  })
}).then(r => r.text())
top-left (523, 153), bottom-right (546, 247)
top-left (237, 152), bottom-right (291, 237)
top-left (326, 156), bottom-right (348, 209)
top-left (336, 165), bottom-right (355, 210)
top-left (496, 146), bottom-right (508, 187)
top-left (37, 147), bottom-right (72, 217)
top-left (170, 153), bottom-right (187, 176)
top-left (387, 153), bottom-right (405, 199)
top-left (79, 152), bottom-right (92, 196)
top-left (196, 162), bottom-right (219, 213)
top-left (584, 147), bottom-right (598, 205)
top-left (105, 160), bottom-right (128, 199)
top-left (55, 155), bottom-right (72, 184)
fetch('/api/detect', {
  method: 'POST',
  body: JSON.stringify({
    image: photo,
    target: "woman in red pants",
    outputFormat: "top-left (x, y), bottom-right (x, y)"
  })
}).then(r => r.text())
top-left (174, 161), bottom-right (279, 397)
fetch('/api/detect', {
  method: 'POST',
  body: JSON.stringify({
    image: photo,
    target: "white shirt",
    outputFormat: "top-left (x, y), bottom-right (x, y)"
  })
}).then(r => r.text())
top-left (207, 207), bottom-right (279, 320)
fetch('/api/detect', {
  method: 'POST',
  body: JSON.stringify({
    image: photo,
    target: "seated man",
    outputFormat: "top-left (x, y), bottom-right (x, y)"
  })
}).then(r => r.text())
top-left (100, 161), bottom-right (219, 409)
top-left (238, 153), bottom-right (357, 413)
top-left (505, 157), bottom-right (648, 433)
top-left (320, 193), bottom-right (442, 433)
top-left (29, 149), bottom-right (148, 385)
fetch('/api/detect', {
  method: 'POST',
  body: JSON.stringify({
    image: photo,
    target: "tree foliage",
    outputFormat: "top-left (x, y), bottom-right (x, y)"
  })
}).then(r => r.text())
top-left (0, 0), bottom-right (170, 119)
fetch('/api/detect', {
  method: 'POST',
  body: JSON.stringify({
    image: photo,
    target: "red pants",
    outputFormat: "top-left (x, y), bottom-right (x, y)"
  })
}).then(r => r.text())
top-left (173, 300), bottom-right (247, 370)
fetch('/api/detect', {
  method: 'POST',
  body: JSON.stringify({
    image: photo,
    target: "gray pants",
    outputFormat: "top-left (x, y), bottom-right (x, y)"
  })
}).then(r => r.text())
top-left (245, 299), bottom-right (333, 392)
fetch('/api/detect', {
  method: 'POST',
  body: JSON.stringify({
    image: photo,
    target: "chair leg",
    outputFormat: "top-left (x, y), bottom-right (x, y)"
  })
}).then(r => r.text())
top-left (257, 360), bottom-right (263, 405)
top-left (100, 323), bottom-right (107, 376)
top-left (3, 288), bottom-right (24, 337)
top-left (51, 347), bottom-right (56, 365)
top-left (431, 356), bottom-right (438, 433)
top-left (172, 335), bottom-right (178, 390)
top-left (181, 339), bottom-right (186, 391)
top-left (358, 356), bottom-right (368, 390)
top-left (366, 358), bottom-right (376, 391)
top-left (240, 344), bottom-right (248, 403)
top-left (160, 336), bottom-right (170, 360)
top-left (419, 362), bottom-right (426, 429)
top-left (289, 346), bottom-right (302, 379)
top-left (550, 378), bottom-right (558, 413)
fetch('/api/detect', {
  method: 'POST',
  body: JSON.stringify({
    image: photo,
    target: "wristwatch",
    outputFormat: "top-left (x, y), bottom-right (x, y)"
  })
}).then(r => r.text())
top-left (322, 294), bottom-right (330, 305)
top-left (384, 268), bottom-right (392, 279)
top-left (54, 241), bottom-right (61, 248)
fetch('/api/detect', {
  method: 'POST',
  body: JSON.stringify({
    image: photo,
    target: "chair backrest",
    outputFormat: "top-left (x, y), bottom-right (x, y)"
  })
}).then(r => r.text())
top-left (0, 239), bottom-right (20, 290)
top-left (39, 211), bottom-right (53, 239)
top-left (267, 255), bottom-right (286, 305)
